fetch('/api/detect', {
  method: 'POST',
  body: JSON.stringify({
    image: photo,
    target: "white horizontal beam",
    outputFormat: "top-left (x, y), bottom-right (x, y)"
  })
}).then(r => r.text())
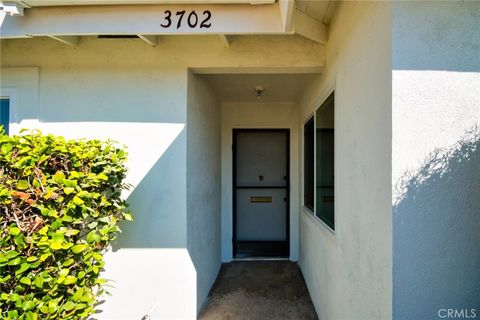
top-left (0, 3), bottom-right (284, 38)
top-left (19, 0), bottom-right (269, 6)
top-left (191, 66), bottom-right (323, 74)
top-left (1, 1), bottom-right (24, 16)
top-left (249, 0), bottom-right (275, 4)
top-left (293, 8), bottom-right (328, 44)
top-left (138, 34), bottom-right (157, 46)
top-left (48, 35), bottom-right (80, 45)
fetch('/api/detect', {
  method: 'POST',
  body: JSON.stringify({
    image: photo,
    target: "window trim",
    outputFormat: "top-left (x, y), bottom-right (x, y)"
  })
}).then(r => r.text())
top-left (0, 88), bottom-right (17, 135)
top-left (302, 89), bottom-right (336, 234)
top-left (303, 115), bottom-right (315, 212)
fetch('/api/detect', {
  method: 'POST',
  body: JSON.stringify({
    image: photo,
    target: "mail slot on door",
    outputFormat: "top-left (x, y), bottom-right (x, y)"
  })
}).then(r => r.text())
top-left (250, 196), bottom-right (272, 203)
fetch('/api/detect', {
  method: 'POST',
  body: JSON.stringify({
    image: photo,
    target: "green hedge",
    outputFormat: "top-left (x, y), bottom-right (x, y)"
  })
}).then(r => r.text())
top-left (0, 129), bottom-right (132, 320)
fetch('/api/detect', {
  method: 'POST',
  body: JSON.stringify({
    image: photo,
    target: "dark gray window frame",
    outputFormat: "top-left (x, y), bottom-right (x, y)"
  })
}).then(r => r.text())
top-left (303, 91), bottom-right (335, 231)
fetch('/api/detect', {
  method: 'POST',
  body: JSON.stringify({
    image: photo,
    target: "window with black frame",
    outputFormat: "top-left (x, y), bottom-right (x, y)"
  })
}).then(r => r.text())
top-left (303, 117), bottom-right (314, 211)
top-left (316, 93), bottom-right (334, 229)
top-left (303, 92), bottom-right (335, 230)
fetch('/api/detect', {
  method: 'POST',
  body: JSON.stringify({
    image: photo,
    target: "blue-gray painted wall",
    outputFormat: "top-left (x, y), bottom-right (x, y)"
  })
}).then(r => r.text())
top-left (392, 2), bottom-right (480, 319)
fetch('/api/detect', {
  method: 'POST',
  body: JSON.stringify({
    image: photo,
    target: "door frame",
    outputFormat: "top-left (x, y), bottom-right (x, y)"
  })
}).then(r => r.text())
top-left (232, 128), bottom-right (290, 258)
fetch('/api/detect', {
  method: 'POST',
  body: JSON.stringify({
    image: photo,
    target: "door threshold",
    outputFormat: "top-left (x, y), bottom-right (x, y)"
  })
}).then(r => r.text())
top-left (233, 257), bottom-right (290, 261)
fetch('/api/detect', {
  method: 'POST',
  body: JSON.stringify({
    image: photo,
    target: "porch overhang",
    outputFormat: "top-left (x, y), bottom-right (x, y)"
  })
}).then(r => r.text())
top-left (0, 0), bottom-right (331, 44)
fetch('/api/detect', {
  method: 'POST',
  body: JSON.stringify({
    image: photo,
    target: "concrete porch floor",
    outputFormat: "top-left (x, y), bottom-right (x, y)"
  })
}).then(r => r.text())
top-left (199, 261), bottom-right (318, 320)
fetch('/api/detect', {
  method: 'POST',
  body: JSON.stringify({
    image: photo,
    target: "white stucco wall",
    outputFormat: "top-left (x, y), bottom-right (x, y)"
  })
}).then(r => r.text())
top-left (298, 2), bottom-right (392, 319)
top-left (221, 102), bottom-right (300, 262)
top-left (1, 35), bottom-right (323, 319)
top-left (186, 72), bottom-right (221, 313)
top-left (0, 64), bottom-right (195, 319)
top-left (0, 42), bottom-right (190, 320)
top-left (392, 2), bottom-right (480, 319)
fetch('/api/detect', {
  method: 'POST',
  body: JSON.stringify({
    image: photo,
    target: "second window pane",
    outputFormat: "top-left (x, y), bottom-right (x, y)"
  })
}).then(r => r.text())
top-left (316, 93), bottom-right (334, 229)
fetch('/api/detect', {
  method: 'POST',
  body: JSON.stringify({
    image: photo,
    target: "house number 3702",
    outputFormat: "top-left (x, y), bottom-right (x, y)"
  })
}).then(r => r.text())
top-left (160, 10), bottom-right (212, 29)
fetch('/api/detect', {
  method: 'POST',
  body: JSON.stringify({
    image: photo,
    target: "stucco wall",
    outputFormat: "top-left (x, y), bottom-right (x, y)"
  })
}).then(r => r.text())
top-left (298, 2), bottom-right (392, 319)
top-left (392, 2), bottom-right (480, 319)
top-left (0, 34), bottom-right (323, 319)
top-left (2, 63), bottom-right (196, 319)
top-left (0, 43), bottom-right (185, 320)
top-left (1, 64), bottom-right (194, 319)
top-left (220, 102), bottom-right (300, 262)
top-left (186, 72), bottom-right (221, 313)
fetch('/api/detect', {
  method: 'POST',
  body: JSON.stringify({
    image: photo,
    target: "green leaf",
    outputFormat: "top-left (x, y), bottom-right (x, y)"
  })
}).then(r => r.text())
top-left (1, 142), bottom-right (12, 154)
top-left (97, 173), bottom-right (109, 181)
top-left (69, 171), bottom-right (82, 179)
top-left (92, 253), bottom-right (103, 262)
top-left (72, 196), bottom-right (84, 205)
top-left (25, 311), bottom-right (38, 320)
top-left (39, 253), bottom-right (50, 262)
top-left (63, 300), bottom-right (76, 311)
top-left (8, 257), bottom-right (22, 266)
top-left (123, 212), bottom-right (134, 221)
top-left (40, 305), bottom-right (49, 314)
top-left (52, 231), bottom-right (65, 241)
top-left (9, 226), bottom-right (21, 236)
top-left (71, 244), bottom-right (87, 254)
top-left (62, 242), bottom-right (74, 250)
top-left (48, 299), bottom-right (58, 313)
top-left (50, 241), bottom-right (63, 250)
top-left (63, 275), bottom-right (77, 285)
top-left (5, 250), bottom-right (19, 260)
top-left (63, 179), bottom-right (78, 188)
top-left (33, 276), bottom-right (44, 288)
top-left (63, 258), bottom-right (75, 267)
top-left (59, 268), bottom-right (69, 277)
top-left (64, 187), bottom-right (75, 195)
top-left (15, 262), bottom-right (30, 275)
top-left (53, 171), bottom-right (65, 184)
top-left (16, 180), bottom-right (30, 190)
top-left (20, 277), bottom-right (31, 285)
top-left (43, 189), bottom-right (54, 199)
top-left (75, 302), bottom-right (87, 310)
top-left (9, 293), bottom-right (20, 302)
top-left (22, 300), bottom-right (36, 311)
top-left (51, 219), bottom-right (62, 229)
top-left (65, 229), bottom-right (80, 236)
top-left (14, 234), bottom-right (26, 247)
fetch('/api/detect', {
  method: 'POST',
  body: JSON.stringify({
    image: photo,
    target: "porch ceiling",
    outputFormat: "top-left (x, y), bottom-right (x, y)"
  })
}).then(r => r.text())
top-left (0, 1), bottom-right (337, 45)
top-left (201, 73), bottom-right (319, 103)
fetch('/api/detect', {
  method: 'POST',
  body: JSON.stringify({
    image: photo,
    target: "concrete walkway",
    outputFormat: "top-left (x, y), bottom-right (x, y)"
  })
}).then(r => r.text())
top-left (199, 261), bottom-right (318, 320)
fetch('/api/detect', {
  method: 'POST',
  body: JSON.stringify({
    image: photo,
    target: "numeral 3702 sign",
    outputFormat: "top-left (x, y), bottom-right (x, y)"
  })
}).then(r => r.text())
top-left (160, 10), bottom-right (212, 29)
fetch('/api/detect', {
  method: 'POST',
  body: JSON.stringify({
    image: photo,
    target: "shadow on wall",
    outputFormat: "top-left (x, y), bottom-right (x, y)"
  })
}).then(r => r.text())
top-left (393, 126), bottom-right (480, 319)
top-left (114, 129), bottom-right (187, 250)
top-left (11, 119), bottom-right (187, 250)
